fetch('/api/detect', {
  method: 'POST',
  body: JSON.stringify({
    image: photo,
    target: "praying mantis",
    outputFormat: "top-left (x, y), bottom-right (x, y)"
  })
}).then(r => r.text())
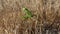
top-left (22, 7), bottom-right (32, 19)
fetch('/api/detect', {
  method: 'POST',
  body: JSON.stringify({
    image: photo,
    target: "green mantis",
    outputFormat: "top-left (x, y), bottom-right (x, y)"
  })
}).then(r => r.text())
top-left (22, 7), bottom-right (32, 19)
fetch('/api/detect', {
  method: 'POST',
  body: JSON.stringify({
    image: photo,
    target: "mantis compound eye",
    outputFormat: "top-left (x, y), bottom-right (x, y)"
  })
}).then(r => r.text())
top-left (22, 8), bottom-right (26, 10)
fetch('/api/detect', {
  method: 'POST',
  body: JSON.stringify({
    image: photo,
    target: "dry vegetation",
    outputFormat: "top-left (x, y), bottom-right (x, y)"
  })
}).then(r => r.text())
top-left (0, 0), bottom-right (60, 34)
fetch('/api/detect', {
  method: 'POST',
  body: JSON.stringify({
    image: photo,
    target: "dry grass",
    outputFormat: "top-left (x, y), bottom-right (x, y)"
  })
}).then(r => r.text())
top-left (0, 0), bottom-right (60, 34)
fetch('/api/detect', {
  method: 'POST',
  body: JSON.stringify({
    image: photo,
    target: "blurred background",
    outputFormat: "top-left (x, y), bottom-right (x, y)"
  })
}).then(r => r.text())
top-left (0, 0), bottom-right (60, 34)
